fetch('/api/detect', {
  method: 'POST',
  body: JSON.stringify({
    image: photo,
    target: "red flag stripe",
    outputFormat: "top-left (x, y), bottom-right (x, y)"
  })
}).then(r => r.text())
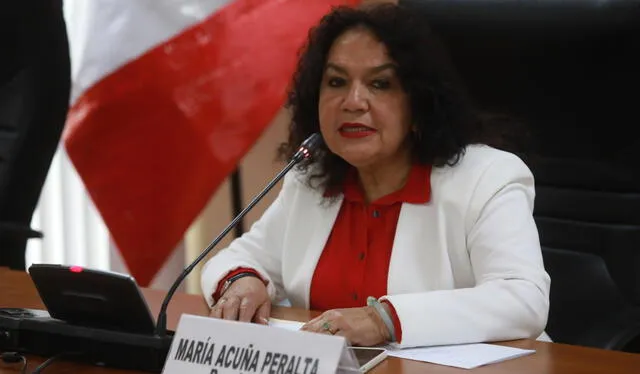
top-left (64, 0), bottom-right (358, 286)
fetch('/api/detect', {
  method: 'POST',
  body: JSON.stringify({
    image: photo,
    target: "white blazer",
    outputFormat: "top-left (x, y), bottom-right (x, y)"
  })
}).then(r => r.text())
top-left (201, 144), bottom-right (551, 348)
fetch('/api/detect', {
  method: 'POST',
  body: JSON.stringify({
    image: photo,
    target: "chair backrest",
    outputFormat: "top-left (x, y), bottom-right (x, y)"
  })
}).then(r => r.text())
top-left (532, 157), bottom-right (640, 305)
top-left (0, 0), bottom-right (70, 269)
top-left (403, 0), bottom-right (640, 348)
top-left (403, 0), bottom-right (640, 165)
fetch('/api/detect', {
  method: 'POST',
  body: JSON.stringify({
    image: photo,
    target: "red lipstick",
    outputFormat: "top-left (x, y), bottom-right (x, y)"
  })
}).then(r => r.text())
top-left (339, 123), bottom-right (376, 139)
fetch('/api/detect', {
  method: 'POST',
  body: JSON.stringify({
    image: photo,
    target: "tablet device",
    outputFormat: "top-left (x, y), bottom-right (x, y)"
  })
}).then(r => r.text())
top-left (348, 347), bottom-right (387, 373)
top-left (28, 263), bottom-right (156, 334)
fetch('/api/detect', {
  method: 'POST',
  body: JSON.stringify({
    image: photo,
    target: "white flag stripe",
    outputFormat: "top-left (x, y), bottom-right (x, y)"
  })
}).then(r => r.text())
top-left (28, 0), bottom-right (231, 279)
top-left (64, 0), bottom-right (233, 103)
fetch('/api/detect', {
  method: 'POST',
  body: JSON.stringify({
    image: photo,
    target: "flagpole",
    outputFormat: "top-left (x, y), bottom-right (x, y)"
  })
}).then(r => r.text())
top-left (230, 168), bottom-right (245, 237)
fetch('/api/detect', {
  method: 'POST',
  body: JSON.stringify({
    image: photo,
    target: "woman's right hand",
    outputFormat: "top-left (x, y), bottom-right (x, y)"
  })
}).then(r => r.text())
top-left (209, 276), bottom-right (271, 324)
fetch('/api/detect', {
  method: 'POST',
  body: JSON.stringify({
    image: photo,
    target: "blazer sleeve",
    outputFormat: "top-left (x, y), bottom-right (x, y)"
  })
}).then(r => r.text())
top-left (381, 153), bottom-right (551, 348)
top-left (200, 172), bottom-right (298, 307)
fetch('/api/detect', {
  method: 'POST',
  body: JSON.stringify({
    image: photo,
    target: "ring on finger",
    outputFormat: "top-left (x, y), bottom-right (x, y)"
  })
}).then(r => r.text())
top-left (321, 320), bottom-right (337, 335)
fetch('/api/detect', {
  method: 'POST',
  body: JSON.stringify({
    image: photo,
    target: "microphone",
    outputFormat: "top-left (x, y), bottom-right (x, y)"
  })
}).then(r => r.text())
top-left (155, 132), bottom-right (324, 336)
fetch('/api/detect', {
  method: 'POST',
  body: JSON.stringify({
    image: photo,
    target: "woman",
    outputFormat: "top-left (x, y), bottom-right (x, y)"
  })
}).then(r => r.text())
top-left (201, 3), bottom-right (550, 348)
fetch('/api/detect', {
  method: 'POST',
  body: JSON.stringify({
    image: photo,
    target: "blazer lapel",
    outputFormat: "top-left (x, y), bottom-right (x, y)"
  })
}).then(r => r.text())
top-left (287, 196), bottom-right (343, 309)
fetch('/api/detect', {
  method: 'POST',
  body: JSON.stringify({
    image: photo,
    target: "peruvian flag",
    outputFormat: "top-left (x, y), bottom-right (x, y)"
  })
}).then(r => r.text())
top-left (63, 0), bottom-right (357, 286)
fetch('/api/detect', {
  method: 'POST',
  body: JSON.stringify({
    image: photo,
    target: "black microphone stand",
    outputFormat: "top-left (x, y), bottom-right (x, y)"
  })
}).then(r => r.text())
top-left (157, 155), bottom-right (299, 336)
top-left (155, 133), bottom-right (322, 337)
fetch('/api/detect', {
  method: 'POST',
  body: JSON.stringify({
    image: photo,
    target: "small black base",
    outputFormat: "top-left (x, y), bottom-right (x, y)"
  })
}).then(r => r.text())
top-left (0, 308), bottom-right (173, 372)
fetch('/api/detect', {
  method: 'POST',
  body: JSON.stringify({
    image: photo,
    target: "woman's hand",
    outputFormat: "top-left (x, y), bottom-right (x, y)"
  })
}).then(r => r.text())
top-left (209, 276), bottom-right (271, 324)
top-left (300, 306), bottom-right (391, 346)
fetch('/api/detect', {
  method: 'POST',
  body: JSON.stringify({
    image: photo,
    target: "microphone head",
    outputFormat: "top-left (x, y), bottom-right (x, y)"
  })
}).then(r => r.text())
top-left (293, 133), bottom-right (324, 162)
top-left (301, 133), bottom-right (324, 152)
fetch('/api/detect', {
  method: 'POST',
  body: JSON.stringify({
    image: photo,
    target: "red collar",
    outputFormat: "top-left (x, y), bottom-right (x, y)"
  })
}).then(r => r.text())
top-left (340, 164), bottom-right (432, 205)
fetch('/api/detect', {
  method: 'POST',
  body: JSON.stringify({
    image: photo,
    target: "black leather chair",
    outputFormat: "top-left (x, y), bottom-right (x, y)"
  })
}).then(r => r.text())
top-left (403, 0), bottom-right (640, 351)
top-left (541, 246), bottom-right (640, 351)
top-left (0, 0), bottom-right (70, 269)
top-left (533, 158), bottom-right (640, 351)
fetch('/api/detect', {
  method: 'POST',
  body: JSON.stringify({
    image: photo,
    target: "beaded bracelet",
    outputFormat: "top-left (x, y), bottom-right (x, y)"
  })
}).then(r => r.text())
top-left (367, 296), bottom-right (397, 342)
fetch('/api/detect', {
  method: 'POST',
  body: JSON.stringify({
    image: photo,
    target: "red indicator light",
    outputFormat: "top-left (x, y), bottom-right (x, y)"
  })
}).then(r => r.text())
top-left (69, 266), bottom-right (83, 273)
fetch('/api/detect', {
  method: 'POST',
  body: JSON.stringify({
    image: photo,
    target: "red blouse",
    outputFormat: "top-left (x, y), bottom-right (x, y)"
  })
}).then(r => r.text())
top-left (215, 164), bottom-right (432, 344)
top-left (310, 164), bottom-right (431, 343)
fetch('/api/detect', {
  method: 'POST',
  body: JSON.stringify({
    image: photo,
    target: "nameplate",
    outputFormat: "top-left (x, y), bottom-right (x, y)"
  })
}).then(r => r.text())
top-left (162, 314), bottom-right (353, 374)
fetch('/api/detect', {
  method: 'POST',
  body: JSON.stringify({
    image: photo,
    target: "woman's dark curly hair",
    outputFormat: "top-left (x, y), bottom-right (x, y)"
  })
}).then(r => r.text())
top-left (279, 3), bottom-right (526, 193)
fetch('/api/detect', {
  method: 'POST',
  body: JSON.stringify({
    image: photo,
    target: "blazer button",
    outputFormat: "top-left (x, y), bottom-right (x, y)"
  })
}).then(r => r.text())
top-left (352, 292), bottom-right (358, 300)
top-left (372, 210), bottom-right (380, 218)
top-left (359, 252), bottom-right (365, 260)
